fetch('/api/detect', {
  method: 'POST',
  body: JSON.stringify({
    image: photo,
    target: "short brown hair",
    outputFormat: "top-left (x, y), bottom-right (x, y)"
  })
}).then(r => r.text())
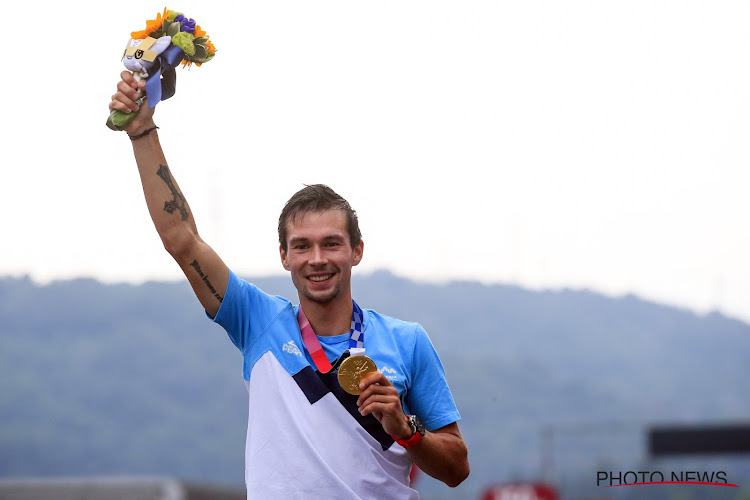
top-left (278, 184), bottom-right (362, 252)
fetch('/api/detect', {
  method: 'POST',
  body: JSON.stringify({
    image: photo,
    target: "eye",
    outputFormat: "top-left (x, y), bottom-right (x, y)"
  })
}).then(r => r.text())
top-left (292, 243), bottom-right (309, 250)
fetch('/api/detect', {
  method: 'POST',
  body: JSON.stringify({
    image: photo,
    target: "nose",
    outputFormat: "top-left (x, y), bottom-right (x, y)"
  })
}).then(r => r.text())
top-left (309, 245), bottom-right (326, 266)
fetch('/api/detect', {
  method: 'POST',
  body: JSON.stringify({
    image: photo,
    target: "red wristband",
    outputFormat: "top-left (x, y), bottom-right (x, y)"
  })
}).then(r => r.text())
top-left (392, 415), bottom-right (425, 449)
top-left (394, 430), bottom-right (423, 449)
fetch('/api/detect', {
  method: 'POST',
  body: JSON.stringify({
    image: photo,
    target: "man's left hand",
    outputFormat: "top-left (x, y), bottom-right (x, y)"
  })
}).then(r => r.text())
top-left (357, 372), bottom-right (412, 440)
top-left (357, 371), bottom-right (470, 488)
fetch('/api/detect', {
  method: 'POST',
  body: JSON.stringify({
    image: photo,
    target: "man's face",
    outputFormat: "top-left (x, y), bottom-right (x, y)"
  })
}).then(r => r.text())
top-left (280, 209), bottom-right (363, 305)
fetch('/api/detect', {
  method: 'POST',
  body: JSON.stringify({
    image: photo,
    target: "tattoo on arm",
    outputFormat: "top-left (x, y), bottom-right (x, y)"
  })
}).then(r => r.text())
top-left (190, 260), bottom-right (224, 303)
top-left (156, 164), bottom-right (189, 221)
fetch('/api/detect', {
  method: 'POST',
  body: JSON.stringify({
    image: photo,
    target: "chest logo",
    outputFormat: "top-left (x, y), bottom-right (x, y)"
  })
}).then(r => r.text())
top-left (379, 365), bottom-right (398, 382)
top-left (282, 340), bottom-right (303, 357)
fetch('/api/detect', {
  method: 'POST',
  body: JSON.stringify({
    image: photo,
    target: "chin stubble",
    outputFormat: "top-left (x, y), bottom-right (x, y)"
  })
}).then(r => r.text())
top-left (304, 283), bottom-right (340, 304)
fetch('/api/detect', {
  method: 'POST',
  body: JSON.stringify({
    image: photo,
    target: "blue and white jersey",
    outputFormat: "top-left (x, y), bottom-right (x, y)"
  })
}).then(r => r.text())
top-left (211, 270), bottom-right (460, 499)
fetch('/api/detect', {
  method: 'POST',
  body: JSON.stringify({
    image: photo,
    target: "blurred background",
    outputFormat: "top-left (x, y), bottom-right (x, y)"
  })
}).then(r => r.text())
top-left (1, 0), bottom-right (749, 499)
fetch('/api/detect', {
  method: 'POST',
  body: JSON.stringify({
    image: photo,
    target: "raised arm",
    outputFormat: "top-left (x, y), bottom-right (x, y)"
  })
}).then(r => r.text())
top-left (110, 71), bottom-right (228, 317)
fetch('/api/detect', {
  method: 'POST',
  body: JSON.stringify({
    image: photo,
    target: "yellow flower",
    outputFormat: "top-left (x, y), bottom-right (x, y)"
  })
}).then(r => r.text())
top-left (131, 7), bottom-right (169, 40)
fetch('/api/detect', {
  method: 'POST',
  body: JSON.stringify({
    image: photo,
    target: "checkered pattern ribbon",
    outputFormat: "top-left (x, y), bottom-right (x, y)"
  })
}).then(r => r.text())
top-left (298, 300), bottom-right (365, 373)
top-left (349, 301), bottom-right (364, 349)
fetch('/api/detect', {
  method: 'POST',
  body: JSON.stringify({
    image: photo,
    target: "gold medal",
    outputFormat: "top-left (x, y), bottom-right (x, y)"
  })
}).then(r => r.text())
top-left (337, 355), bottom-right (378, 395)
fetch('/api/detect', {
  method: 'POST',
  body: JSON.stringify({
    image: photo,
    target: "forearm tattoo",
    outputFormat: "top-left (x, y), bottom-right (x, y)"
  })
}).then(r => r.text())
top-left (156, 164), bottom-right (189, 221)
top-left (190, 260), bottom-right (223, 303)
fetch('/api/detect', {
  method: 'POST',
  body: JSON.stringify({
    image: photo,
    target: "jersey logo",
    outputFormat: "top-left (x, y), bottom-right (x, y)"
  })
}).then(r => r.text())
top-left (282, 340), bottom-right (302, 357)
top-left (379, 365), bottom-right (398, 382)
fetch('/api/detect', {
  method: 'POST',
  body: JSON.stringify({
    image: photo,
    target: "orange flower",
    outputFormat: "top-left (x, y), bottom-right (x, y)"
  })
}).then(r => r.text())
top-left (205, 40), bottom-right (216, 54)
top-left (131, 7), bottom-right (169, 39)
top-left (194, 24), bottom-right (206, 38)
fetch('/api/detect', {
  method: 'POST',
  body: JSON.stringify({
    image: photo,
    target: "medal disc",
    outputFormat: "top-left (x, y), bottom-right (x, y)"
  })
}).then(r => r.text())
top-left (338, 355), bottom-right (378, 395)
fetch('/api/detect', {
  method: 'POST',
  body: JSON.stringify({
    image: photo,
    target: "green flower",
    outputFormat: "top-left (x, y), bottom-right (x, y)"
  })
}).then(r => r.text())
top-left (172, 32), bottom-right (196, 56)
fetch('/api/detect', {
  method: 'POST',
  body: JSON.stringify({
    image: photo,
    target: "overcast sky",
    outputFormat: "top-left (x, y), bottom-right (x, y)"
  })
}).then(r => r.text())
top-left (2, 0), bottom-right (749, 323)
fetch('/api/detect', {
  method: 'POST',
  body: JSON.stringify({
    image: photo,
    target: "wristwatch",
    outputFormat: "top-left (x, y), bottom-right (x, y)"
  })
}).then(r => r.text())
top-left (394, 415), bottom-right (426, 449)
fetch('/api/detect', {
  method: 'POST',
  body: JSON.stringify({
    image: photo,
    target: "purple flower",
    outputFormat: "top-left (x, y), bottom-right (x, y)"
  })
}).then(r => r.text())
top-left (174, 14), bottom-right (196, 33)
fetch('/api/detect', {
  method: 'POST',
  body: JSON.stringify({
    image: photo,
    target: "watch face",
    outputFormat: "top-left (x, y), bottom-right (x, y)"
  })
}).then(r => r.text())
top-left (411, 415), bottom-right (426, 436)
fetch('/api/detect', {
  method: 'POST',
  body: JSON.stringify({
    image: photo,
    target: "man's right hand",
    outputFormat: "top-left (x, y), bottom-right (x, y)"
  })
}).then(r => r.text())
top-left (109, 71), bottom-right (156, 135)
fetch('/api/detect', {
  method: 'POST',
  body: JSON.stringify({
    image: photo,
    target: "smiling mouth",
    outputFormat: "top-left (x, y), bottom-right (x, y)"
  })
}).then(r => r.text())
top-left (308, 273), bottom-right (334, 282)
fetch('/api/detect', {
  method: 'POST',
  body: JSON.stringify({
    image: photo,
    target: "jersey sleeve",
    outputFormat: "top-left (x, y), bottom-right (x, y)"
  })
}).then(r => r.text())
top-left (405, 324), bottom-right (461, 432)
top-left (208, 269), bottom-right (289, 353)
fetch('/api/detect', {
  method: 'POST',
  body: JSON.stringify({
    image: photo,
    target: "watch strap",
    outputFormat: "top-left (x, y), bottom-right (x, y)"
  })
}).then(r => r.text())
top-left (393, 415), bottom-right (425, 449)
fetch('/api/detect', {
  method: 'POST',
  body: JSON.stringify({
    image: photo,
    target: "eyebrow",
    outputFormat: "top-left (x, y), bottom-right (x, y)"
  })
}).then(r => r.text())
top-left (288, 237), bottom-right (309, 246)
top-left (288, 235), bottom-right (346, 245)
top-left (322, 235), bottom-right (347, 242)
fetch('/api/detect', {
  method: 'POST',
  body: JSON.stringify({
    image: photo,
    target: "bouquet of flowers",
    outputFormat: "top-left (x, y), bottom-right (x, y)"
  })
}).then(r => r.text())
top-left (107, 8), bottom-right (216, 130)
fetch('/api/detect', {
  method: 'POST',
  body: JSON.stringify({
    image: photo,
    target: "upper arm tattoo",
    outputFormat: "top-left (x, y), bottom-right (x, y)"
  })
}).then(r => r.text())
top-left (156, 164), bottom-right (189, 221)
top-left (190, 259), bottom-right (224, 303)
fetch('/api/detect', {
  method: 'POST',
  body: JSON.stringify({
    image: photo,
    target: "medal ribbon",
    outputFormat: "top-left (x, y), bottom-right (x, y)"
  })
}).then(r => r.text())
top-left (298, 300), bottom-right (364, 373)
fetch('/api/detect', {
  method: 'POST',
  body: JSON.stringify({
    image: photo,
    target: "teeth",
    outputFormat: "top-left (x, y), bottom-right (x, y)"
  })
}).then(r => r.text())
top-left (309, 274), bottom-right (332, 282)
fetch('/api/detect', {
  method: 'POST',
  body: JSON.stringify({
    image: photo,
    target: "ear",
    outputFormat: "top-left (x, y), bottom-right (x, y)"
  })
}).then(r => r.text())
top-left (280, 245), bottom-right (290, 271)
top-left (352, 240), bottom-right (364, 267)
top-left (151, 35), bottom-right (173, 55)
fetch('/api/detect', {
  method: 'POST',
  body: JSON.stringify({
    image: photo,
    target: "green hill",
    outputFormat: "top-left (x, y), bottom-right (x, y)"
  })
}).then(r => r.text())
top-left (1, 272), bottom-right (749, 499)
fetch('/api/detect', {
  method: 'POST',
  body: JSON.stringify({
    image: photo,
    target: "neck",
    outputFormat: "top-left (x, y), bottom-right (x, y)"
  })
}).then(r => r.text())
top-left (300, 294), bottom-right (353, 337)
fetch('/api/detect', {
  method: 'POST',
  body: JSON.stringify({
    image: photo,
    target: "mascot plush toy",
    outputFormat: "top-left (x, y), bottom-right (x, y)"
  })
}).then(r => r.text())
top-left (122, 36), bottom-right (174, 80)
top-left (107, 8), bottom-right (216, 130)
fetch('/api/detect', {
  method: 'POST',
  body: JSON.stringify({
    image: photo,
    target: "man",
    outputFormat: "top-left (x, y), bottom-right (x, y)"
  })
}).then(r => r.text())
top-left (109, 71), bottom-right (469, 498)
